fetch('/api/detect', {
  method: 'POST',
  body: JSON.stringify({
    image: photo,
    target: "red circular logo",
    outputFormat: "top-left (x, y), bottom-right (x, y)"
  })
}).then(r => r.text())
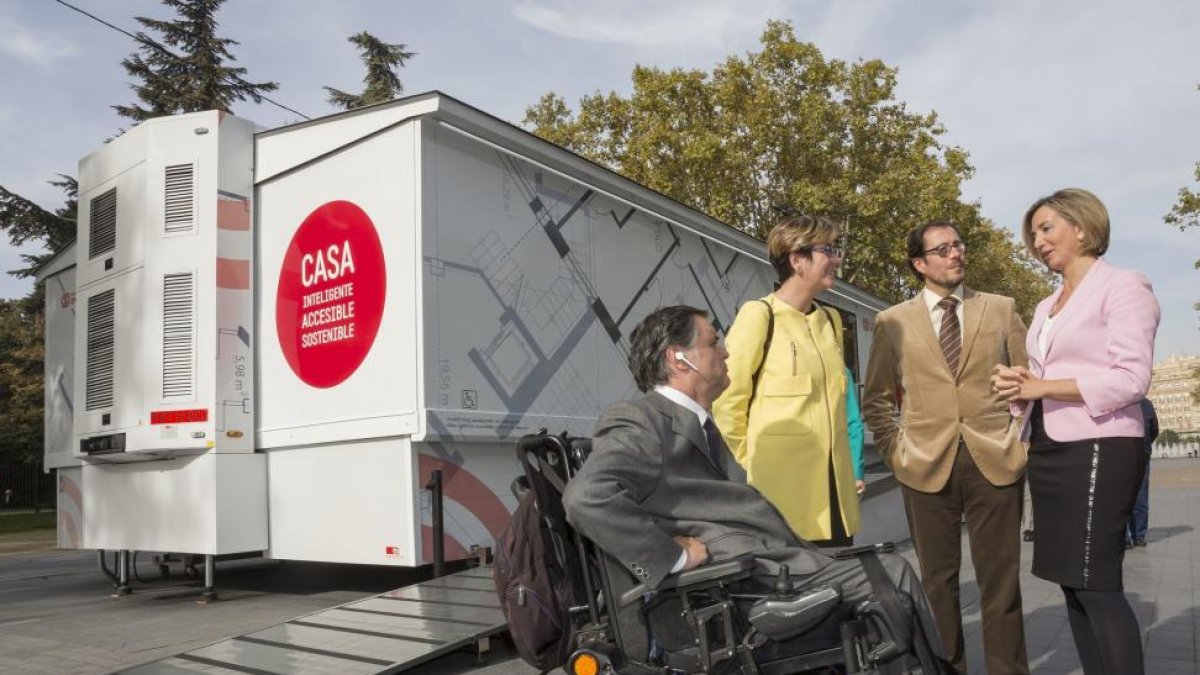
top-left (275, 201), bottom-right (386, 388)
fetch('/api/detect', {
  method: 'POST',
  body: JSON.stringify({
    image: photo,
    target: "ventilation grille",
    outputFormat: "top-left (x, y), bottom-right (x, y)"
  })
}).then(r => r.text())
top-left (88, 188), bottom-right (117, 258)
top-left (164, 163), bottom-right (195, 233)
top-left (162, 273), bottom-right (195, 399)
top-left (85, 289), bottom-right (116, 411)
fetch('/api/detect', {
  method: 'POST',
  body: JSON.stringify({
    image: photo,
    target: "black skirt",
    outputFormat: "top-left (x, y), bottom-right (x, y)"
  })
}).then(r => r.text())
top-left (1027, 403), bottom-right (1145, 591)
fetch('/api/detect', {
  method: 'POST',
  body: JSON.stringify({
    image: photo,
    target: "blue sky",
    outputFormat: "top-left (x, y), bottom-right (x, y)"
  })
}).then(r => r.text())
top-left (2, 0), bottom-right (1197, 357)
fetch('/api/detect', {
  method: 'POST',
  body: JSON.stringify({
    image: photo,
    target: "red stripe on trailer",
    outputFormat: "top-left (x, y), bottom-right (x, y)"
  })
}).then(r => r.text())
top-left (418, 454), bottom-right (512, 540)
top-left (150, 409), bottom-right (209, 425)
top-left (217, 198), bottom-right (250, 231)
top-left (60, 472), bottom-right (82, 509)
top-left (216, 258), bottom-right (250, 289)
top-left (61, 512), bottom-right (79, 549)
top-left (421, 525), bottom-right (470, 564)
top-left (59, 473), bottom-right (81, 549)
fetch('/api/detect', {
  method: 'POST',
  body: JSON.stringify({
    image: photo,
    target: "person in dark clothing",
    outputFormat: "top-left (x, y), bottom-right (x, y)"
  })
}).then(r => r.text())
top-left (1126, 399), bottom-right (1159, 548)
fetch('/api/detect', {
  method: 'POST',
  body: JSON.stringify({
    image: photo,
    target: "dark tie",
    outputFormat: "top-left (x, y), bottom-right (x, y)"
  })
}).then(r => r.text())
top-left (938, 296), bottom-right (961, 374)
top-left (702, 417), bottom-right (725, 468)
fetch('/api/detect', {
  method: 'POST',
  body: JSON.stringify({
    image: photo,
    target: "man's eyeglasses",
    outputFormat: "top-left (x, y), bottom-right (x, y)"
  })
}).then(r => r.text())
top-left (921, 241), bottom-right (966, 258)
top-left (797, 244), bottom-right (845, 259)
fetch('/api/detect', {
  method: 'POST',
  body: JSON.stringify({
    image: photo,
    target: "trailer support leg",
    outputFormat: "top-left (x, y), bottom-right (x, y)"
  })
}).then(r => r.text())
top-left (199, 554), bottom-right (218, 603)
top-left (114, 550), bottom-right (132, 596)
top-left (474, 636), bottom-right (490, 666)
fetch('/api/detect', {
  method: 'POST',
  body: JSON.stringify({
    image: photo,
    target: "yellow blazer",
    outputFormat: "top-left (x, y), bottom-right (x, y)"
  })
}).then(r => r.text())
top-left (713, 296), bottom-right (861, 541)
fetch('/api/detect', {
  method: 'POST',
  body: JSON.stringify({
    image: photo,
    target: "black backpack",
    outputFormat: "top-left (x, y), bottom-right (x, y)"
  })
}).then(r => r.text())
top-left (493, 484), bottom-right (574, 671)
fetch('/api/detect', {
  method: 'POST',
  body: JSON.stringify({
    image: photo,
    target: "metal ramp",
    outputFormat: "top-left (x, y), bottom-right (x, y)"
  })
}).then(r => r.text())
top-left (121, 566), bottom-right (506, 674)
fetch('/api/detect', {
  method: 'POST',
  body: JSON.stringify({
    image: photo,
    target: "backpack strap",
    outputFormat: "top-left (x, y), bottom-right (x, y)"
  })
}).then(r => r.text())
top-left (748, 299), bottom-right (774, 408)
top-left (821, 304), bottom-right (843, 355)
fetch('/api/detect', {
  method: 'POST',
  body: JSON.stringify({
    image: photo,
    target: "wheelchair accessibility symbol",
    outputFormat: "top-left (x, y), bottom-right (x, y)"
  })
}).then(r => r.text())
top-left (461, 390), bottom-right (478, 410)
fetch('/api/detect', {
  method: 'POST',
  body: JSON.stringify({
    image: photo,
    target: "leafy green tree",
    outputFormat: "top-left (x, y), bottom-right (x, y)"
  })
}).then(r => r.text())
top-left (1164, 84), bottom-right (1199, 319)
top-left (325, 32), bottom-right (416, 110)
top-left (1167, 161), bottom-right (1200, 233)
top-left (525, 20), bottom-right (1051, 317)
top-left (1165, 162), bottom-right (1200, 314)
top-left (115, 0), bottom-right (277, 121)
top-left (0, 177), bottom-right (76, 465)
top-left (0, 298), bottom-right (44, 464)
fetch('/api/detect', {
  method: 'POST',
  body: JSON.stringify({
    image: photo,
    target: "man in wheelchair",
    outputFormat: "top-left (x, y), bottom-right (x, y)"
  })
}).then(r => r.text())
top-left (558, 305), bottom-right (947, 673)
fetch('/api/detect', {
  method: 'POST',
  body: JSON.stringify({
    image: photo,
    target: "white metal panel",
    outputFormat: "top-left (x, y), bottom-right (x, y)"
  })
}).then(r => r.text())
top-left (215, 454), bottom-right (269, 553)
top-left (81, 454), bottom-right (266, 553)
top-left (73, 267), bottom-right (146, 440)
top-left (75, 162), bottom-right (147, 290)
top-left (212, 113), bottom-right (257, 452)
top-left (43, 265), bottom-right (79, 469)
top-left (256, 122), bottom-right (421, 448)
top-left (266, 438), bottom-right (417, 565)
top-left (71, 110), bottom-right (257, 460)
top-left (255, 94), bottom-right (439, 183)
top-left (418, 122), bottom-right (776, 441)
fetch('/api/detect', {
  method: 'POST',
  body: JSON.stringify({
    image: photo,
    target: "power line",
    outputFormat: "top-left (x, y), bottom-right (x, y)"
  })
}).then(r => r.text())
top-left (53, 0), bottom-right (310, 120)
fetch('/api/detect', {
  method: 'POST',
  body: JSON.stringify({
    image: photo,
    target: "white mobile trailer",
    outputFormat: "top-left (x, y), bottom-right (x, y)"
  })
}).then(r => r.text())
top-left (42, 92), bottom-right (887, 569)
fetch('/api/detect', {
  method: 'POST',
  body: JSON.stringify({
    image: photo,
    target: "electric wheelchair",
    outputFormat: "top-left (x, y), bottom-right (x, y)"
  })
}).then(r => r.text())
top-left (512, 431), bottom-right (947, 675)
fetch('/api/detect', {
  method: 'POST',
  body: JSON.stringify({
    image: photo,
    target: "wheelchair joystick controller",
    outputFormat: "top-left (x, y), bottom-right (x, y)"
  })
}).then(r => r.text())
top-left (771, 565), bottom-right (795, 598)
top-left (748, 563), bottom-right (842, 642)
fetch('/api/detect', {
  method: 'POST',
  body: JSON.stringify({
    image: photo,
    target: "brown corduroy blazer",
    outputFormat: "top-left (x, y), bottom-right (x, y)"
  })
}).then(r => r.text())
top-left (863, 287), bottom-right (1029, 493)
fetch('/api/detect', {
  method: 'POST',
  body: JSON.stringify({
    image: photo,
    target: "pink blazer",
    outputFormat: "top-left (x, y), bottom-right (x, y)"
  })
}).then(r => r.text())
top-left (1016, 259), bottom-right (1160, 442)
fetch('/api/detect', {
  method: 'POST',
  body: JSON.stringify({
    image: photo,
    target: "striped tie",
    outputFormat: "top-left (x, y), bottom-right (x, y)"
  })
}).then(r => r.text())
top-left (938, 296), bottom-right (961, 374)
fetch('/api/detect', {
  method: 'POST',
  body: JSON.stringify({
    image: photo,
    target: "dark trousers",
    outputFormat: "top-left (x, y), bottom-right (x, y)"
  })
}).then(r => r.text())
top-left (1126, 452), bottom-right (1150, 542)
top-left (902, 444), bottom-right (1029, 675)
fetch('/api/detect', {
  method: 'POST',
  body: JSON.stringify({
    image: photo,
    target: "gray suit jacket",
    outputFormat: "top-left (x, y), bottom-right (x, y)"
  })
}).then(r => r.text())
top-left (563, 391), bottom-right (831, 589)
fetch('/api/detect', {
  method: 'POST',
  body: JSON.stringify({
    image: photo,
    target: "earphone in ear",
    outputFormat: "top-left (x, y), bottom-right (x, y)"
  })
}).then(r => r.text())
top-left (674, 351), bottom-right (700, 372)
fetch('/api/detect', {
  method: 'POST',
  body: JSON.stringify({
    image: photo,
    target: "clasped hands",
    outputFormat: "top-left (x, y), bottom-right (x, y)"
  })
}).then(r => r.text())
top-left (991, 364), bottom-right (1044, 403)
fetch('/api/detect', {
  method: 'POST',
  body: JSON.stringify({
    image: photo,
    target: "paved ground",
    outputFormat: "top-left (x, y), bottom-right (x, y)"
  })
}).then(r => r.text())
top-left (1, 458), bottom-right (1197, 674)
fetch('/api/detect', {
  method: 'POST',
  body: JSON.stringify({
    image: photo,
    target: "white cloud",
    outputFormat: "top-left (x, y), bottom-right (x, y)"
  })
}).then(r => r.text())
top-left (512, 0), bottom-right (788, 49)
top-left (0, 16), bottom-right (78, 67)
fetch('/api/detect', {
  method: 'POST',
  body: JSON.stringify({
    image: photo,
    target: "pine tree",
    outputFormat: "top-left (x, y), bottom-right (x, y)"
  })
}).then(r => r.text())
top-left (0, 176), bottom-right (77, 278)
top-left (325, 32), bottom-right (416, 111)
top-left (114, 0), bottom-right (277, 121)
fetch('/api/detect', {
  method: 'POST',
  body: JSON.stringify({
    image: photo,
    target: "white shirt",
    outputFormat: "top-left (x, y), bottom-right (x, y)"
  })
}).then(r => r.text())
top-left (1037, 313), bottom-right (1056, 359)
top-left (653, 384), bottom-right (709, 573)
top-left (654, 384), bottom-right (710, 427)
top-left (922, 285), bottom-right (965, 342)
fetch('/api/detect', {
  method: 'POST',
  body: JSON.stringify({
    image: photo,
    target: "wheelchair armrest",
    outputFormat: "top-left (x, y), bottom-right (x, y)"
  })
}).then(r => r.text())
top-left (747, 583), bottom-right (842, 641)
top-left (833, 541), bottom-right (895, 559)
top-left (618, 554), bottom-right (756, 607)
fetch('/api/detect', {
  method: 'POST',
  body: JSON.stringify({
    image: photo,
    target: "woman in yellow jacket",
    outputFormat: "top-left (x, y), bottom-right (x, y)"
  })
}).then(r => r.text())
top-left (713, 214), bottom-right (860, 545)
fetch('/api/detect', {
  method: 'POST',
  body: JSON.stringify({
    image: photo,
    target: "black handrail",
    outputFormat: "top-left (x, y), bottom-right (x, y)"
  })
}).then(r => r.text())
top-left (426, 469), bottom-right (445, 578)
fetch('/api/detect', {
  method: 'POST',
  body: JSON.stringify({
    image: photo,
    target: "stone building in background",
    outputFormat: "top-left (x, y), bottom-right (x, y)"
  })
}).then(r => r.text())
top-left (1147, 354), bottom-right (1200, 457)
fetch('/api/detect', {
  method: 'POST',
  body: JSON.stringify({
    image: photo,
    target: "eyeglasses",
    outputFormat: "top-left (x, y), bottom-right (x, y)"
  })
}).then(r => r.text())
top-left (921, 241), bottom-right (967, 258)
top-left (796, 244), bottom-right (845, 259)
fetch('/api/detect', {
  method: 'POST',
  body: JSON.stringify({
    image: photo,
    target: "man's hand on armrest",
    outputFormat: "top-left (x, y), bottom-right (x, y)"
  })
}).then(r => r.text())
top-left (673, 535), bottom-right (709, 572)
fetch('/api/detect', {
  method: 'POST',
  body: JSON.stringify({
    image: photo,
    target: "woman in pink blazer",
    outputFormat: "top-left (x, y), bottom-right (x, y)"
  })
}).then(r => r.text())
top-left (992, 188), bottom-right (1159, 675)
